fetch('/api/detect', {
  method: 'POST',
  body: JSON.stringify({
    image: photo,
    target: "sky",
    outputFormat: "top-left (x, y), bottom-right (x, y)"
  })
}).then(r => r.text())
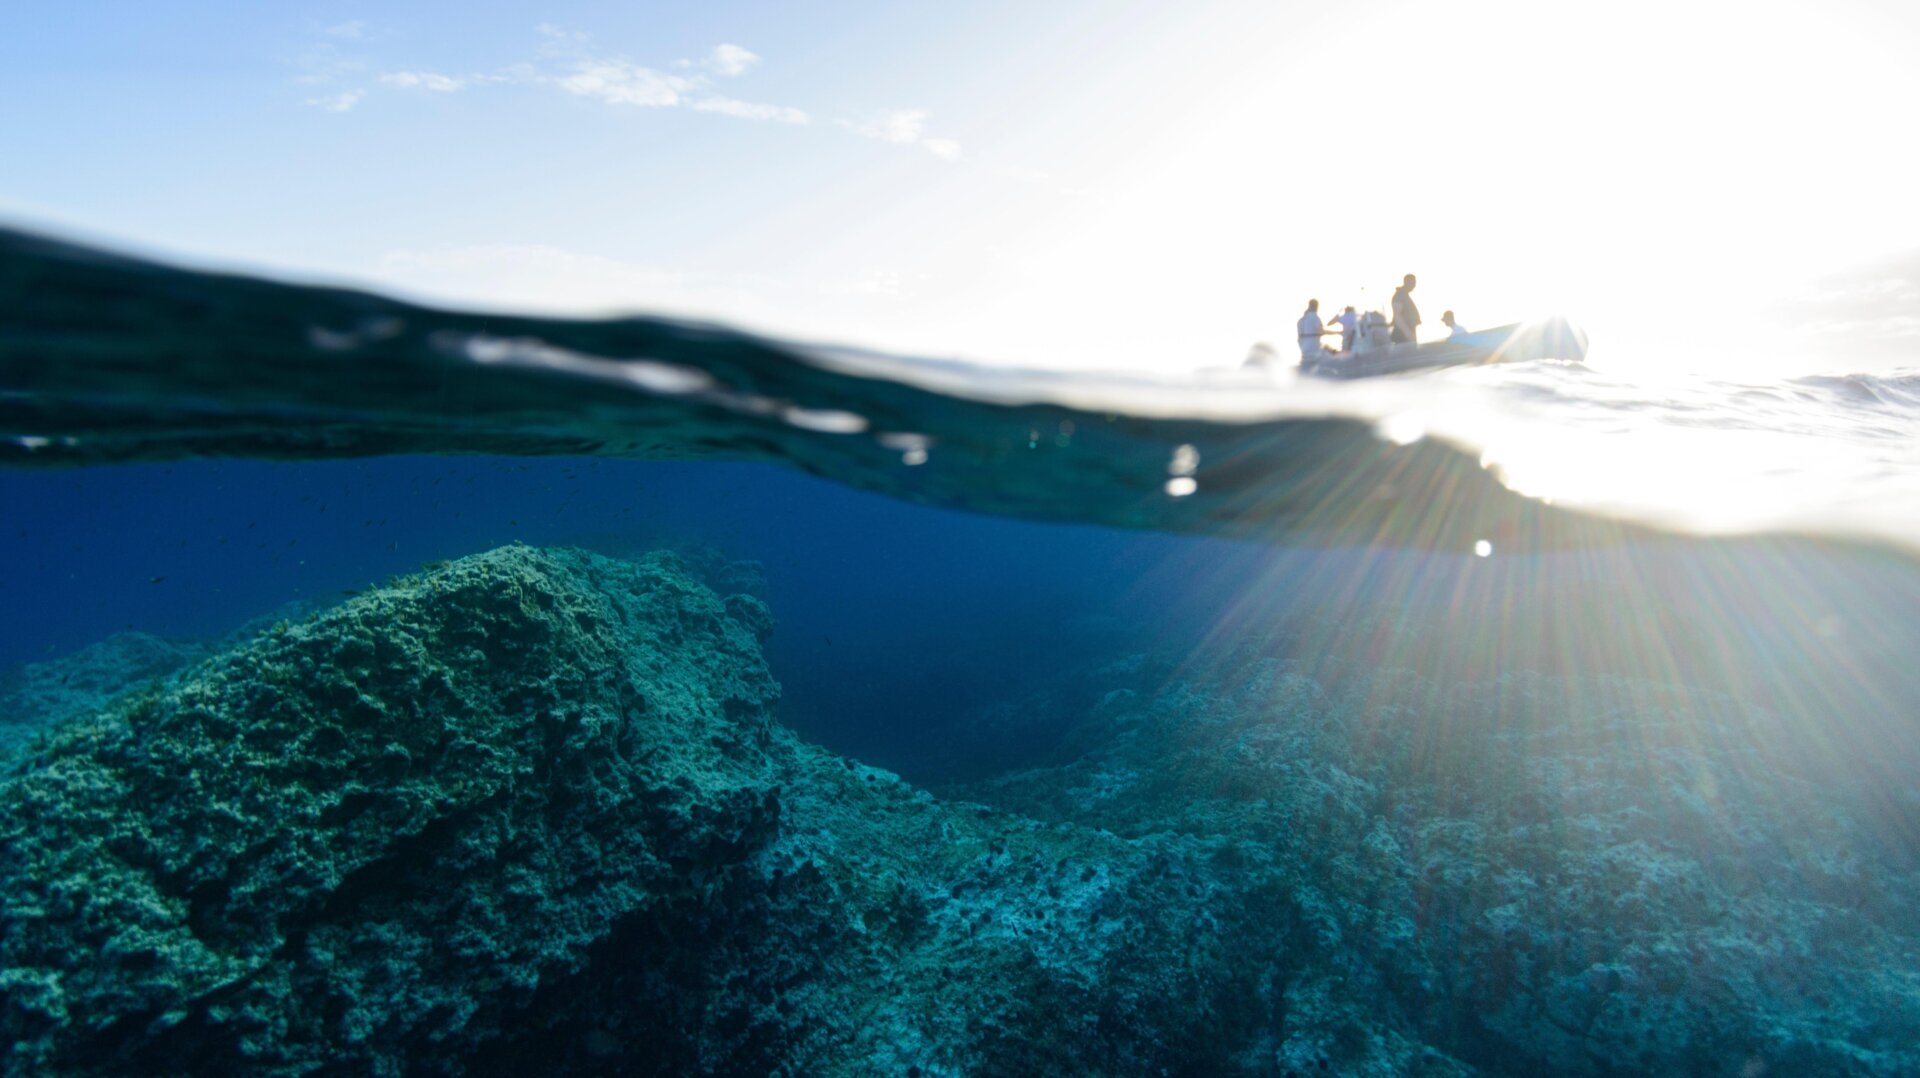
top-left (3, 0), bottom-right (1918, 375)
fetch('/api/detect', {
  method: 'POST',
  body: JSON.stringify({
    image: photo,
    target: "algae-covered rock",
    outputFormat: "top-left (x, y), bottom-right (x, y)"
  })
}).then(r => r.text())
top-left (0, 631), bottom-right (211, 759)
top-left (956, 648), bottom-right (1920, 1076)
top-left (0, 545), bottom-right (788, 1075)
top-left (0, 546), bottom-right (1448, 1076)
top-left (13, 544), bottom-right (1901, 1075)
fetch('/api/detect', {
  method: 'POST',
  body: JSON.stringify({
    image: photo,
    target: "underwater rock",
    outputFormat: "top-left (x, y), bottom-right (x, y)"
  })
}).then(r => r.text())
top-left (956, 649), bottom-right (1920, 1075)
top-left (13, 545), bottom-right (1903, 1074)
top-left (0, 546), bottom-right (788, 1075)
top-left (0, 545), bottom-right (1451, 1076)
top-left (1, 601), bottom-right (336, 764)
top-left (0, 631), bottom-right (210, 760)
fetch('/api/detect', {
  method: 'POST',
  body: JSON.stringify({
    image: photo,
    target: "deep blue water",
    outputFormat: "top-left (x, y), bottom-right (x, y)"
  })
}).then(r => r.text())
top-left (0, 456), bottom-right (1379, 766)
top-left (8, 454), bottom-right (1918, 785)
top-left (1, 457), bottom-right (1197, 770)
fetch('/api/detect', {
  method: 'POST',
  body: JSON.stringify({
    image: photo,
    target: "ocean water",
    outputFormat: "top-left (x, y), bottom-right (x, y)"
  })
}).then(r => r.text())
top-left (1, 227), bottom-right (1917, 1075)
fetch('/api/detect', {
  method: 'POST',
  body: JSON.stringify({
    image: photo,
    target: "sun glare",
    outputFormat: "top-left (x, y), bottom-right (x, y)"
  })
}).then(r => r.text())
top-left (1008, 0), bottom-right (1920, 376)
top-left (1473, 405), bottom-right (1870, 535)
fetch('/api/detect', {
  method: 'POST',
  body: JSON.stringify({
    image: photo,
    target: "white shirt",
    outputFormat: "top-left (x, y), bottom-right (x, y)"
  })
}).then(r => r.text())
top-left (1447, 321), bottom-right (1470, 339)
top-left (1297, 309), bottom-right (1325, 357)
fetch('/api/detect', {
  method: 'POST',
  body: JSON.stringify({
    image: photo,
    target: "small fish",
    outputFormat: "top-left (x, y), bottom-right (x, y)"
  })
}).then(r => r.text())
top-left (149, 575), bottom-right (167, 584)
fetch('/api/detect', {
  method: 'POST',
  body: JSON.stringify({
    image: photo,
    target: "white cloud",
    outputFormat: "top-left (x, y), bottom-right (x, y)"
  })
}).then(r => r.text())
top-left (290, 38), bottom-right (366, 87)
top-left (544, 45), bottom-right (801, 123)
top-left (535, 22), bottom-right (593, 58)
top-left (556, 61), bottom-right (690, 107)
top-left (298, 28), bottom-right (811, 131)
top-left (305, 90), bottom-right (365, 112)
top-left (692, 95), bottom-right (808, 124)
top-left (704, 44), bottom-right (760, 77)
top-left (324, 20), bottom-right (369, 40)
top-left (380, 71), bottom-right (467, 92)
top-left (848, 109), bottom-right (927, 144)
top-left (842, 109), bottom-right (963, 159)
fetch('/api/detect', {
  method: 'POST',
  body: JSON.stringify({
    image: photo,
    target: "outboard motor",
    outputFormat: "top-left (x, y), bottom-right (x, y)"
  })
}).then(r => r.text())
top-left (1354, 311), bottom-right (1391, 355)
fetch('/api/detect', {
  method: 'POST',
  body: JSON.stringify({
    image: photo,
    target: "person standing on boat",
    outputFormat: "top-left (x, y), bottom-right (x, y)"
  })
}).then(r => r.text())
top-left (1328, 305), bottom-right (1358, 353)
top-left (1297, 298), bottom-right (1328, 361)
top-left (1441, 310), bottom-right (1469, 339)
top-left (1391, 274), bottom-right (1421, 346)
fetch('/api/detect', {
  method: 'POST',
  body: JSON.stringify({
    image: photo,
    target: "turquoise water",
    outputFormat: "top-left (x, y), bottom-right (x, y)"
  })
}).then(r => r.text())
top-left (2, 228), bottom-right (1917, 1075)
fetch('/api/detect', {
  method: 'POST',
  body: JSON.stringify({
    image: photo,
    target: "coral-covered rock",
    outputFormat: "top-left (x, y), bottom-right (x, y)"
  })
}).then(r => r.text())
top-left (0, 547), bottom-right (1443, 1076)
top-left (956, 648), bottom-right (1920, 1075)
top-left (13, 545), bottom-right (1902, 1075)
top-left (0, 546), bottom-right (786, 1075)
top-left (0, 631), bottom-right (210, 758)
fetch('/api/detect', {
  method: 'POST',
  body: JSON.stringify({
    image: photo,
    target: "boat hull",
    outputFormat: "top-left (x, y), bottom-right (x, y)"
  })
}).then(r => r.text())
top-left (1300, 317), bottom-right (1588, 378)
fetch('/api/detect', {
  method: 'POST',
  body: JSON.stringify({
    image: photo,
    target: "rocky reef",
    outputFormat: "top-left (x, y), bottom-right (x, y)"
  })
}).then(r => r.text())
top-left (954, 646), bottom-right (1920, 1074)
top-left (0, 631), bottom-right (210, 759)
top-left (2, 545), bottom-right (1914, 1075)
top-left (0, 547), bottom-right (1396, 1075)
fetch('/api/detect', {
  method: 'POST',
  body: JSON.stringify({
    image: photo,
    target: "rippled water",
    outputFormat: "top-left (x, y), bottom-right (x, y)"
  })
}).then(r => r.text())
top-left (7, 226), bottom-right (1916, 553)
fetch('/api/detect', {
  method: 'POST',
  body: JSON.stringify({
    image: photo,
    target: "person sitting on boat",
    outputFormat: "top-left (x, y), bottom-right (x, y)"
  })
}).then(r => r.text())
top-left (1441, 310), bottom-right (1470, 339)
top-left (1328, 305), bottom-right (1358, 353)
top-left (1297, 298), bottom-right (1329, 361)
top-left (1391, 273), bottom-right (1421, 347)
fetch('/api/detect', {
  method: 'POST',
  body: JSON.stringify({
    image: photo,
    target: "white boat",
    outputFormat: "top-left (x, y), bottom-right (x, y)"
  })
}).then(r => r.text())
top-left (1300, 316), bottom-right (1588, 379)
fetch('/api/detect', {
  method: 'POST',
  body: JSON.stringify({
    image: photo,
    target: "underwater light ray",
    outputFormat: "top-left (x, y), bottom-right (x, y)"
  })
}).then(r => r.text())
top-left (1685, 541), bottom-right (1918, 803)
